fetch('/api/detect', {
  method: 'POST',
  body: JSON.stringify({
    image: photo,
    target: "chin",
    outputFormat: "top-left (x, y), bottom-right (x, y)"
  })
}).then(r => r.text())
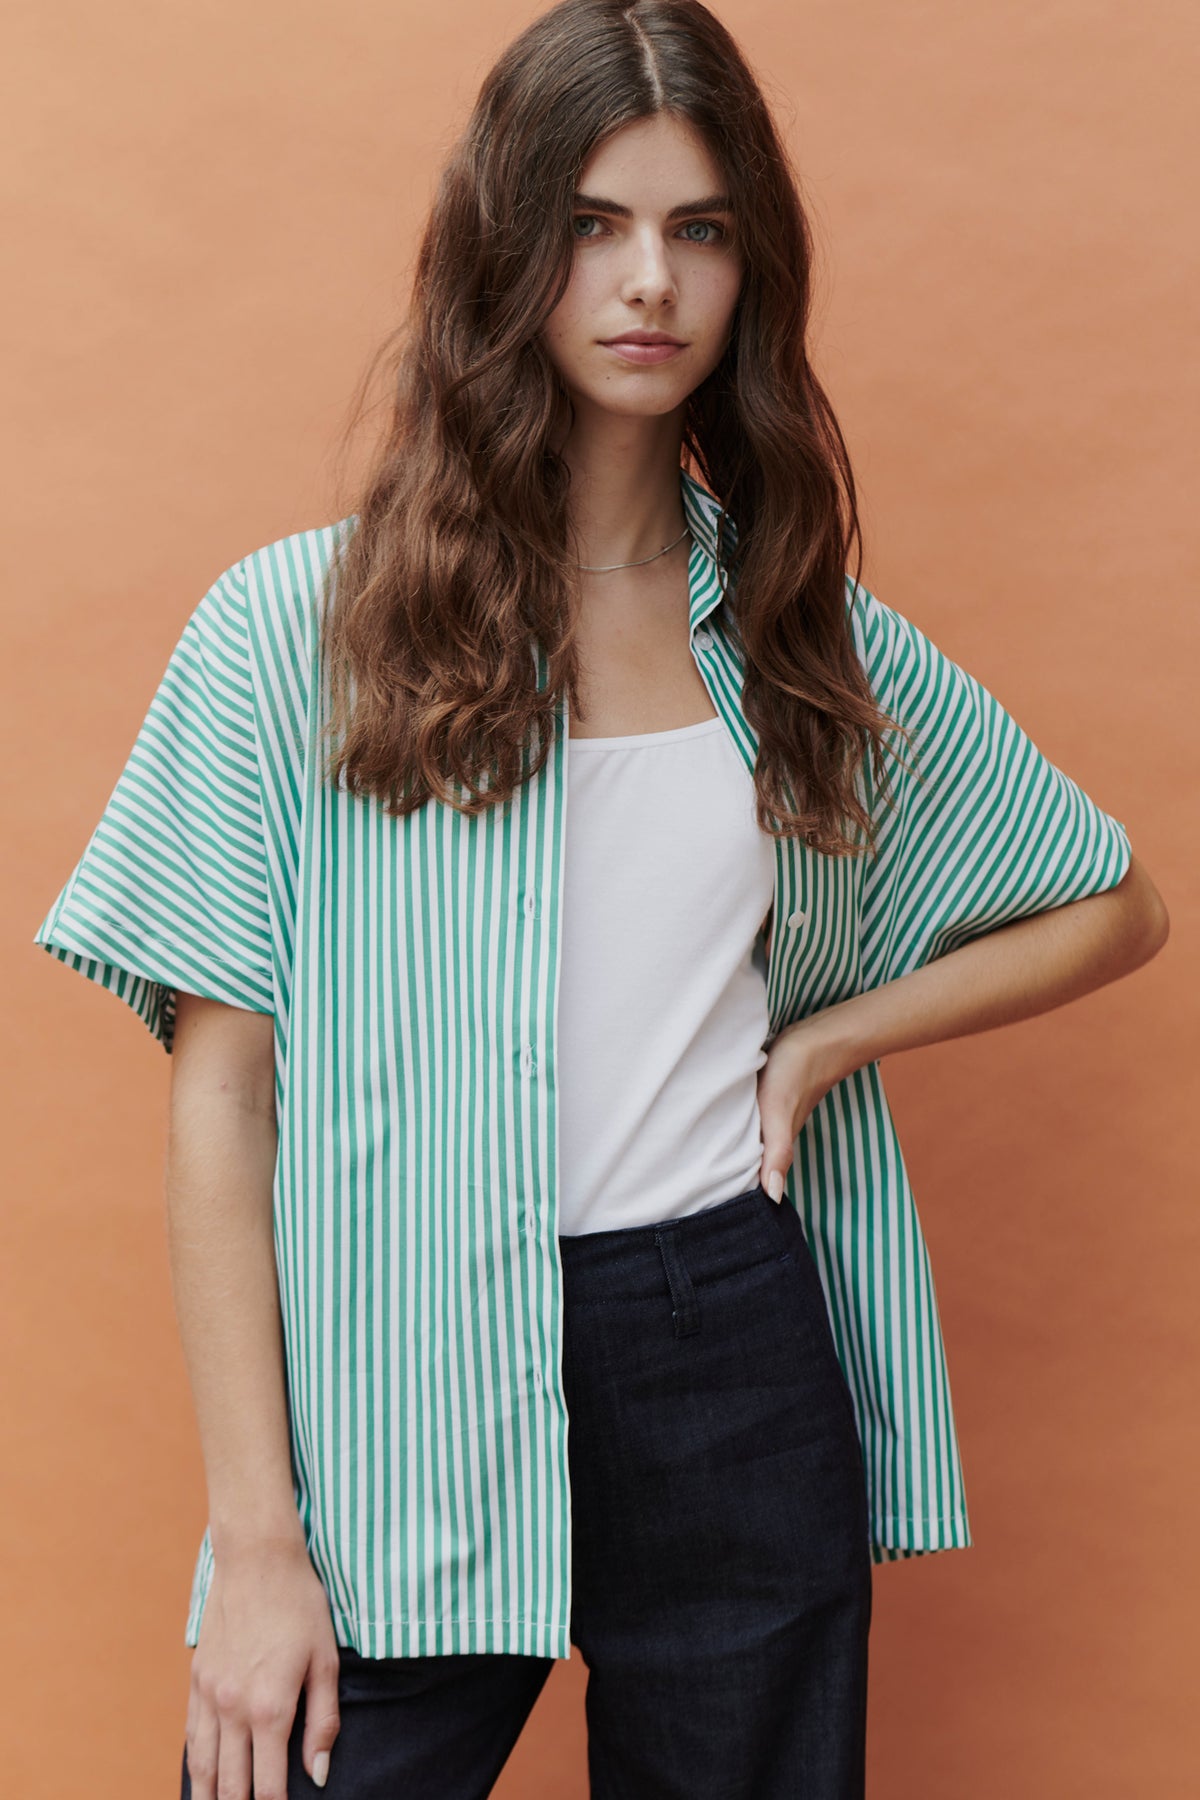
top-left (576, 386), bottom-right (693, 419)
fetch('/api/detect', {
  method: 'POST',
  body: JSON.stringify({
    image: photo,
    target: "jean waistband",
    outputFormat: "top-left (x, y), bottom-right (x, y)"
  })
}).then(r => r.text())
top-left (555, 1182), bottom-right (786, 1304)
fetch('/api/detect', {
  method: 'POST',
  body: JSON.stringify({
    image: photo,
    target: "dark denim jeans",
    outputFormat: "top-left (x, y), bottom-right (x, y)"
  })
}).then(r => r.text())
top-left (181, 1181), bottom-right (872, 1798)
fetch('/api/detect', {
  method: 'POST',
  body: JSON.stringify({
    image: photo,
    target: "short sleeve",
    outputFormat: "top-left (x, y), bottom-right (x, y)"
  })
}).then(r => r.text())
top-left (33, 558), bottom-right (274, 1053)
top-left (856, 586), bottom-right (1132, 986)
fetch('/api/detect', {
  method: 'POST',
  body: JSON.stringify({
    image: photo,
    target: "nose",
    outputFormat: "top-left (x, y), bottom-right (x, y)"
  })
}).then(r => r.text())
top-left (619, 227), bottom-right (679, 306)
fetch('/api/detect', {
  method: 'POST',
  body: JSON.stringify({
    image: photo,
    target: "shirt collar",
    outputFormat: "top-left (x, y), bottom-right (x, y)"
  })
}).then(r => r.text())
top-left (679, 467), bottom-right (738, 577)
top-left (679, 467), bottom-right (741, 649)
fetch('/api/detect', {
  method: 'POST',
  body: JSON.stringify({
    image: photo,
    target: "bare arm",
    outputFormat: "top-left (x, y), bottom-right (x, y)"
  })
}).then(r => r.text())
top-left (166, 992), bottom-right (301, 1555)
top-left (806, 851), bottom-right (1168, 1080)
top-left (169, 992), bottom-right (341, 1797)
top-left (756, 853), bottom-right (1169, 1197)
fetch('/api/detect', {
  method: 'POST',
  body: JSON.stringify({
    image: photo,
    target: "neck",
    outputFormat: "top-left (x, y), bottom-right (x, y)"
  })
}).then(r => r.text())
top-left (553, 408), bottom-right (688, 571)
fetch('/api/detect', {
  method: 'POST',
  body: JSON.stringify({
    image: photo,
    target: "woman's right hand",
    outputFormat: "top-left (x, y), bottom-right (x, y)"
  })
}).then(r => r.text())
top-left (185, 1535), bottom-right (342, 1798)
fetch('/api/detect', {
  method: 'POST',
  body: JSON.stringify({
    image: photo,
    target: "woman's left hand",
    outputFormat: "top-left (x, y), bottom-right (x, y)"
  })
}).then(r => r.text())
top-left (755, 1016), bottom-right (848, 1202)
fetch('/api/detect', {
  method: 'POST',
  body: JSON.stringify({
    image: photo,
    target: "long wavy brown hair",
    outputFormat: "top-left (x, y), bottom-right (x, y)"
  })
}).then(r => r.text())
top-left (320, 0), bottom-right (913, 856)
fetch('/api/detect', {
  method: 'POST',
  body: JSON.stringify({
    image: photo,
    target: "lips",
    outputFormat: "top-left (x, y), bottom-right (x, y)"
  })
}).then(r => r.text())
top-left (600, 333), bottom-right (686, 346)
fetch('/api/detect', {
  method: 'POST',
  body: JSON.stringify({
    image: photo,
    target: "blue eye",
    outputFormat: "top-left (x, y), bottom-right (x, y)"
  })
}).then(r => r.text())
top-left (680, 220), bottom-right (726, 244)
top-left (571, 215), bottom-right (728, 244)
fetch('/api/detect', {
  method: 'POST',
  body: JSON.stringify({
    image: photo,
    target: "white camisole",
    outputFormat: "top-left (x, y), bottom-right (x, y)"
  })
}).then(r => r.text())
top-left (556, 714), bottom-right (777, 1236)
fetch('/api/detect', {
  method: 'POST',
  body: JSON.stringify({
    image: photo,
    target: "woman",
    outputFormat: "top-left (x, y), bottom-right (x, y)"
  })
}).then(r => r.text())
top-left (33, 1), bottom-right (1168, 1796)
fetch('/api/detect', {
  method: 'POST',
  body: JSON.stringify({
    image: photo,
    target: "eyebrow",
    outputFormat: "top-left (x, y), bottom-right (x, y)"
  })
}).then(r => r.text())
top-left (571, 191), bottom-right (735, 220)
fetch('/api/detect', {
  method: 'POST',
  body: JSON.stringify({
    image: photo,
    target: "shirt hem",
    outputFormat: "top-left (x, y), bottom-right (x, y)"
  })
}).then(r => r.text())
top-left (327, 1605), bottom-right (575, 1662)
top-left (869, 1510), bottom-right (973, 1563)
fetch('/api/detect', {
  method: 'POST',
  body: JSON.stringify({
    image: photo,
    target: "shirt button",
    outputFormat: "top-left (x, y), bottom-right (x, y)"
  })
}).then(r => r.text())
top-left (694, 628), bottom-right (712, 650)
top-left (524, 892), bottom-right (538, 918)
top-left (533, 1366), bottom-right (544, 1390)
top-left (520, 1045), bottom-right (536, 1076)
top-left (788, 910), bottom-right (807, 928)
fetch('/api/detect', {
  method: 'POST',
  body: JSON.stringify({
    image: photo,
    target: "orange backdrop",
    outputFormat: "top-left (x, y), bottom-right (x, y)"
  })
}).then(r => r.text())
top-left (5, 2), bottom-right (1195, 1794)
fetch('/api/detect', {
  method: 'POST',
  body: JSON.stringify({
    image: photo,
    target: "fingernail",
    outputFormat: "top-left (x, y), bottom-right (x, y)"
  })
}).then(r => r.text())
top-left (313, 1750), bottom-right (330, 1788)
top-left (767, 1170), bottom-right (783, 1202)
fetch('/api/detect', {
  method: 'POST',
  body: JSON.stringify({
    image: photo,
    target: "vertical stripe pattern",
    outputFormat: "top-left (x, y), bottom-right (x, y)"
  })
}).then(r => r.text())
top-left (33, 470), bottom-right (1132, 1653)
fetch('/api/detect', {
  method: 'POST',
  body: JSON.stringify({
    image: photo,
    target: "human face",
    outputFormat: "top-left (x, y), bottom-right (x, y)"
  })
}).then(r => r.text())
top-left (541, 113), bottom-right (744, 424)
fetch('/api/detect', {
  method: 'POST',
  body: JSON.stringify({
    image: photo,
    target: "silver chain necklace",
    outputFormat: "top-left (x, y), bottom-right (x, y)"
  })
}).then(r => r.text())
top-left (575, 524), bottom-right (691, 573)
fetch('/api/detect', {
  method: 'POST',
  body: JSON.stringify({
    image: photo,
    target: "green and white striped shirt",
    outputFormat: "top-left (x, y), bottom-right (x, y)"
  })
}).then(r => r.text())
top-left (33, 469), bottom-right (1131, 1660)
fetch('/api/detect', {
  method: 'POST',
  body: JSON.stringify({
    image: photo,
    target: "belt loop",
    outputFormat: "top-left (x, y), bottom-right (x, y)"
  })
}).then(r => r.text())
top-left (654, 1223), bottom-right (700, 1337)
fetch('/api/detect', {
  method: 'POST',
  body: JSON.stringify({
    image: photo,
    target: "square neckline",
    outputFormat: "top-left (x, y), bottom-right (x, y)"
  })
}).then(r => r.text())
top-left (566, 715), bottom-right (725, 751)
